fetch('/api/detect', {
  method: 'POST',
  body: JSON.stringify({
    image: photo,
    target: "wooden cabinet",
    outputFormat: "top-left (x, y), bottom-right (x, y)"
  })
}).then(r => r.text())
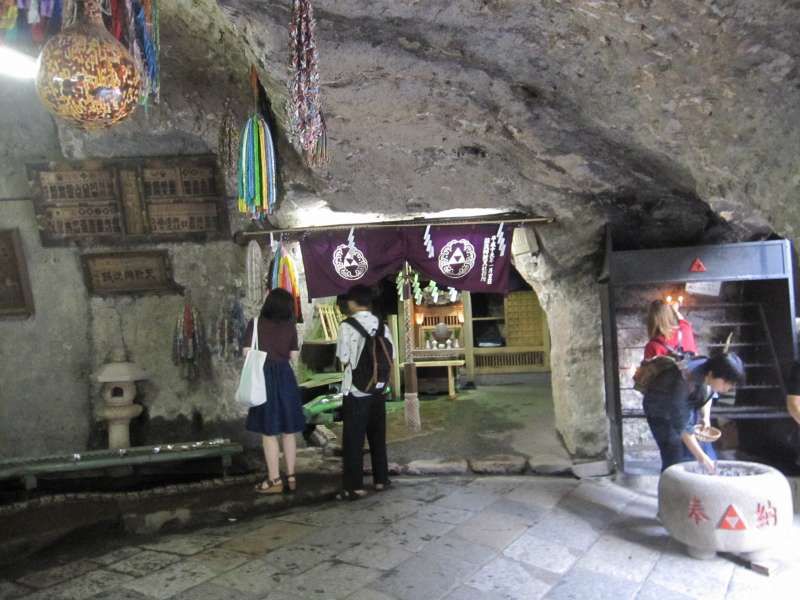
top-left (468, 291), bottom-right (550, 375)
top-left (401, 291), bottom-right (551, 383)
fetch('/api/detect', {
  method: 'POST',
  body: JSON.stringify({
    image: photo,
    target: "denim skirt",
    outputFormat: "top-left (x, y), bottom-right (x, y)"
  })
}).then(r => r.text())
top-left (246, 360), bottom-right (306, 436)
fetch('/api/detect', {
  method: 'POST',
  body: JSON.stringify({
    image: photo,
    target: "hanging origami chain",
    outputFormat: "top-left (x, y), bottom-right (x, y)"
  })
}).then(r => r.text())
top-left (287, 0), bottom-right (329, 166)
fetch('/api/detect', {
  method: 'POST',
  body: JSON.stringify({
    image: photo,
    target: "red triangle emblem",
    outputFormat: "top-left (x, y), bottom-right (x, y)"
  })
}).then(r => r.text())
top-left (690, 258), bottom-right (706, 273)
top-left (718, 505), bottom-right (747, 531)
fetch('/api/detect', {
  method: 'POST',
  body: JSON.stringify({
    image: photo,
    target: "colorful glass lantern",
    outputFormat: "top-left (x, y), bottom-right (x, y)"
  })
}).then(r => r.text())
top-left (35, 0), bottom-right (141, 128)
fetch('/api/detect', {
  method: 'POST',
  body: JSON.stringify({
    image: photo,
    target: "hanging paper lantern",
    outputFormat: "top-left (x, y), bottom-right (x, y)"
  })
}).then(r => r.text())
top-left (237, 113), bottom-right (277, 217)
top-left (36, 0), bottom-right (141, 128)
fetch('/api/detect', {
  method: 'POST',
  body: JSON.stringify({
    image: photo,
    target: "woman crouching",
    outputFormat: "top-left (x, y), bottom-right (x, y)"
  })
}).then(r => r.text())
top-left (643, 352), bottom-right (745, 474)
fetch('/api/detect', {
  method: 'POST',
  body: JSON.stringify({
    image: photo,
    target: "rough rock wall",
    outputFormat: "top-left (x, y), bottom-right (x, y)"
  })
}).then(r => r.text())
top-left (513, 226), bottom-right (608, 457)
top-left (0, 0), bottom-right (315, 458)
top-left (0, 84), bottom-right (94, 457)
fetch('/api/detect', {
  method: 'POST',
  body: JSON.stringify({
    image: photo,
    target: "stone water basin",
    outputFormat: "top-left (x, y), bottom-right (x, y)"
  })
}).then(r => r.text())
top-left (658, 460), bottom-right (793, 560)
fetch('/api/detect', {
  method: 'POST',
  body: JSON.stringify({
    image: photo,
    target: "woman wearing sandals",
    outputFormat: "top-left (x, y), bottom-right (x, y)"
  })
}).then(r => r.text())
top-left (242, 288), bottom-right (305, 494)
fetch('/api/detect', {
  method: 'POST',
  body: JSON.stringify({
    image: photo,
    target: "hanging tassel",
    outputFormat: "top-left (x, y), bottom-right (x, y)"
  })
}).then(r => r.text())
top-left (231, 299), bottom-right (247, 355)
top-left (309, 111), bottom-right (328, 167)
top-left (110, 0), bottom-right (122, 40)
top-left (246, 240), bottom-right (264, 309)
top-left (133, 0), bottom-right (158, 103)
top-left (236, 113), bottom-right (278, 217)
top-left (183, 302), bottom-right (194, 358)
top-left (123, 0), bottom-right (145, 95)
top-left (218, 98), bottom-right (239, 183)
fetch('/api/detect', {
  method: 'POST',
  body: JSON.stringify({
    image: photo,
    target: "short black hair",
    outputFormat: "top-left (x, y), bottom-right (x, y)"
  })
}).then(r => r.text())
top-left (705, 352), bottom-right (746, 385)
top-left (346, 285), bottom-right (374, 310)
top-left (260, 288), bottom-right (295, 321)
top-left (335, 293), bottom-right (350, 315)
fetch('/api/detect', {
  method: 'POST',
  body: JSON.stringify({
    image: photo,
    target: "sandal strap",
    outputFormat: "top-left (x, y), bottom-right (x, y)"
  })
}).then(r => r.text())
top-left (257, 478), bottom-right (282, 490)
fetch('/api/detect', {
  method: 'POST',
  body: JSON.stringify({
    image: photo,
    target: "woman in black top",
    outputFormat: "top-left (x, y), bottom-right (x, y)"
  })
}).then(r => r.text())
top-left (242, 289), bottom-right (306, 494)
top-left (643, 352), bottom-right (745, 473)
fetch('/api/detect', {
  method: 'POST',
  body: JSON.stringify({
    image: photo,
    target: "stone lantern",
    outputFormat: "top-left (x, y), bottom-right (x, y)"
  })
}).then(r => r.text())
top-left (95, 351), bottom-right (147, 449)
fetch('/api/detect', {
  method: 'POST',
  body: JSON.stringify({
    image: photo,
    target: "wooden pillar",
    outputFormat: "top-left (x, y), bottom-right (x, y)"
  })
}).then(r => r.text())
top-left (462, 291), bottom-right (476, 382)
top-left (388, 314), bottom-right (402, 401)
top-left (402, 263), bottom-right (421, 431)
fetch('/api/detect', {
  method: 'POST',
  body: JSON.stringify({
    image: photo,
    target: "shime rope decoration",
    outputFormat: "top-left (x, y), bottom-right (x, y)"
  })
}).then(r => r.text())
top-left (287, 0), bottom-right (329, 167)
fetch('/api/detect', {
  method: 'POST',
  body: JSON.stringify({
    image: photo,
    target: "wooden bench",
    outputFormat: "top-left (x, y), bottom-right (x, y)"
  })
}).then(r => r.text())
top-left (0, 440), bottom-right (243, 491)
top-left (407, 359), bottom-right (466, 400)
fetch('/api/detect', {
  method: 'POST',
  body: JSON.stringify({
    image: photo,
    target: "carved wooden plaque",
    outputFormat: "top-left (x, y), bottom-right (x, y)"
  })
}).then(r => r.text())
top-left (81, 251), bottom-right (182, 296)
top-left (27, 155), bottom-right (228, 246)
top-left (0, 229), bottom-right (35, 318)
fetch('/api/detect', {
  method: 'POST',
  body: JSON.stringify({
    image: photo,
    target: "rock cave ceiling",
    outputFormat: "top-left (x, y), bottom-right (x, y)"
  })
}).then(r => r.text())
top-left (71, 1), bottom-right (800, 259)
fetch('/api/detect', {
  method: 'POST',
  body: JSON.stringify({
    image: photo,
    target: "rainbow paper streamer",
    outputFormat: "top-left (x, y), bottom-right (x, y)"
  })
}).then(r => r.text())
top-left (237, 113), bottom-right (277, 217)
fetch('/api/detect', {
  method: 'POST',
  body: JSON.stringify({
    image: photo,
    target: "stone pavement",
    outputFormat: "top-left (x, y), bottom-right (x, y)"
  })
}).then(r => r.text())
top-left (1, 475), bottom-right (798, 600)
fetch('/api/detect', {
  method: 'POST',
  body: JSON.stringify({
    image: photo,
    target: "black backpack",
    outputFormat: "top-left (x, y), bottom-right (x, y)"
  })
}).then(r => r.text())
top-left (345, 317), bottom-right (393, 394)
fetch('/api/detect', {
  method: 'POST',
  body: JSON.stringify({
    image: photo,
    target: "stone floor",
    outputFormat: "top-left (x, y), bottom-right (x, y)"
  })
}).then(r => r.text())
top-left (2, 475), bottom-right (799, 600)
top-left (331, 378), bottom-right (572, 469)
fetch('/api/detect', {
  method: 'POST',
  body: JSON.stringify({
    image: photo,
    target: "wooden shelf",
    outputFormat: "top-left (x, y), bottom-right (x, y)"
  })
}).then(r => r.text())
top-left (472, 316), bottom-right (505, 321)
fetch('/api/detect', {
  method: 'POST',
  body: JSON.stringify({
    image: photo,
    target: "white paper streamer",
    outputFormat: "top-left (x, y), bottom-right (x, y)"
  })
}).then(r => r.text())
top-left (423, 225), bottom-right (434, 258)
top-left (496, 222), bottom-right (507, 257)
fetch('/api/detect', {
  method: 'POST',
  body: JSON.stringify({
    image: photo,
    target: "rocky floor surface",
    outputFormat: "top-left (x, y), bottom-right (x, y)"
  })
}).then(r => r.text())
top-left (2, 475), bottom-right (799, 600)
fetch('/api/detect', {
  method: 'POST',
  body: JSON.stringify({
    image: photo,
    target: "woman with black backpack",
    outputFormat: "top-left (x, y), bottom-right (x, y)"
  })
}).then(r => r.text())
top-left (643, 352), bottom-right (745, 473)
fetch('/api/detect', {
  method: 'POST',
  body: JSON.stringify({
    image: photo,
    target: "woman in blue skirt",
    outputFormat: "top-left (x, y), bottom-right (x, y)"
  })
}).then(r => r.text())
top-left (242, 288), bottom-right (306, 494)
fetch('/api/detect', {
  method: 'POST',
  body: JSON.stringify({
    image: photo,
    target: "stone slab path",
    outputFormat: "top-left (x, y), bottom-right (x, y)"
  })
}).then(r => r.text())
top-left (2, 476), bottom-right (798, 600)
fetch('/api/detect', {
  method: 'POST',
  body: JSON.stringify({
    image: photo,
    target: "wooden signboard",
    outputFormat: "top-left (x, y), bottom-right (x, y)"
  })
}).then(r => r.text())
top-left (27, 155), bottom-right (228, 246)
top-left (81, 250), bottom-right (182, 296)
top-left (0, 229), bottom-right (35, 318)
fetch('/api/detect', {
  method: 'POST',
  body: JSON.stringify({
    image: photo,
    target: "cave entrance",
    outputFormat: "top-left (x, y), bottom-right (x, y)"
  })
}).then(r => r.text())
top-left (373, 267), bottom-right (562, 467)
top-left (291, 219), bottom-right (568, 467)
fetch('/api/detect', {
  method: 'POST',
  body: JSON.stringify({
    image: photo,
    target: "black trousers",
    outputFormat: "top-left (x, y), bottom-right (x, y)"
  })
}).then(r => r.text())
top-left (342, 393), bottom-right (389, 491)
